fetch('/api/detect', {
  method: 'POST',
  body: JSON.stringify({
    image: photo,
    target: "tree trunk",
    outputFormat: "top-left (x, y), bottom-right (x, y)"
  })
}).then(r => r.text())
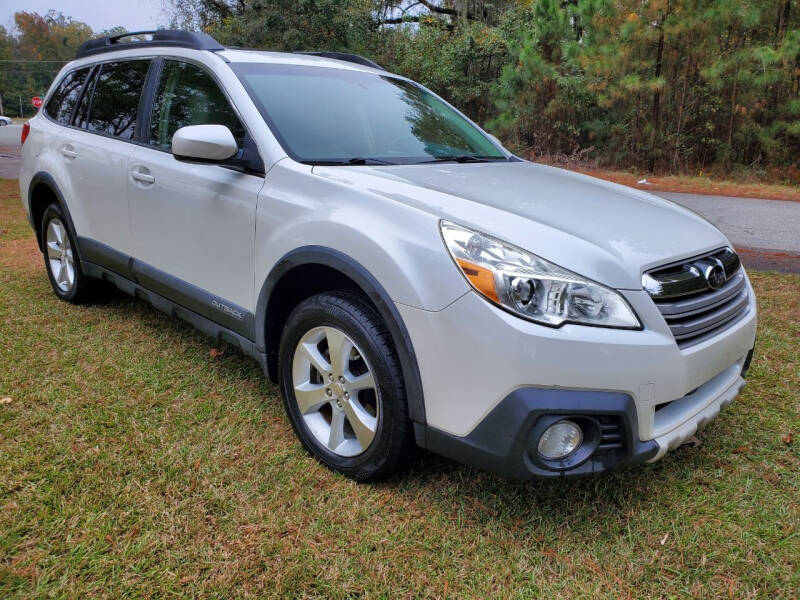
top-left (775, 0), bottom-right (791, 43)
top-left (727, 73), bottom-right (738, 148)
top-left (673, 59), bottom-right (690, 171)
top-left (648, 0), bottom-right (671, 173)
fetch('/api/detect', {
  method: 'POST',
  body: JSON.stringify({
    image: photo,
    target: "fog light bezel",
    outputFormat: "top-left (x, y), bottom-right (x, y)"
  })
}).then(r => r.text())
top-left (527, 415), bottom-right (602, 471)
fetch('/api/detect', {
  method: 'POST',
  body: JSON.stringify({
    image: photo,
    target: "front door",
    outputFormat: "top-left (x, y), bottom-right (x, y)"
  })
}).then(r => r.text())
top-left (127, 59), bottom-right (264, 330)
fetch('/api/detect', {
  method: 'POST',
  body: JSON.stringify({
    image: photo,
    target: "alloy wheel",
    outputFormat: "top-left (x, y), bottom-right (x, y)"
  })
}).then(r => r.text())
top-left (45, 218), bottom-right (75, 293)
top-left (291, 326), bottom-right (380, 457)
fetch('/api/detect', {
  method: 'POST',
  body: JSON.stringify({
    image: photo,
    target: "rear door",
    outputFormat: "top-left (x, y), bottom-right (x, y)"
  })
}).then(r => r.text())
top-left (40, 65), bottom-right (93, 237)
top-left (66, 59), bottom-right (152, 260)
top-left (127, 59), bottom-right (264, 328)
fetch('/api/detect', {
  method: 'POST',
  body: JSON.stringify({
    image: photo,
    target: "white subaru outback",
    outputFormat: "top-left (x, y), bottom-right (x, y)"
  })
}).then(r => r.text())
top-left (19, 31), bottom-right (757, 481)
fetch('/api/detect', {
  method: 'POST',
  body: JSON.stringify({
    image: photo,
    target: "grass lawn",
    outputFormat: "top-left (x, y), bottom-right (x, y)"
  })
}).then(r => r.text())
top-left (1, 178), bottom-right (798, 598)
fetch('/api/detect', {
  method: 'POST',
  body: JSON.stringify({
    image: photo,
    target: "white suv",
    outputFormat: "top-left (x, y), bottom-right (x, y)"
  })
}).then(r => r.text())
top-left (20, 31), bottom-right (757, 481)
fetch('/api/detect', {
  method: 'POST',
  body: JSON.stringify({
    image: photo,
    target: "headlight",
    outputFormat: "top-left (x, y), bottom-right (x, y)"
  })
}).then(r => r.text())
top-left (440, 221), bottom-right (641, 329)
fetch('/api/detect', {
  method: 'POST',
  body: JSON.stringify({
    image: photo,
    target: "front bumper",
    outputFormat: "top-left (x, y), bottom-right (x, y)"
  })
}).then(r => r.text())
top-left (420, 347), bottom-right (752, 478)
top-left (422, 388), bottom-right (660, 478)
top-left (401, 274), bottom-right (757, 478)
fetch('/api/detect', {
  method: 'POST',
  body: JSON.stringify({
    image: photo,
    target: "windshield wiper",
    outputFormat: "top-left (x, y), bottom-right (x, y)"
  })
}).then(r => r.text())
top-left (303, 157), bottom-right (397, 166)
top-left (419, 155), bottom-right (508, 164)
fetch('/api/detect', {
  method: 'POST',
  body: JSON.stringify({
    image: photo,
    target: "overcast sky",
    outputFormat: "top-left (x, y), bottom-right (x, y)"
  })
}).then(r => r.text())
top-left (2, 0), bottom-right (167, 34)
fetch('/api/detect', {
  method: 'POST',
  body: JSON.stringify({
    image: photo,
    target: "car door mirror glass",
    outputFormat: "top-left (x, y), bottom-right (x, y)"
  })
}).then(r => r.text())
top-left (171, 124), bottom-right (238, 162)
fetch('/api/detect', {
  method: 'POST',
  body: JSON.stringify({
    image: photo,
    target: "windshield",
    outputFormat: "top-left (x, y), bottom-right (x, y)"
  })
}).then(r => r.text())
top-left (232, 63), bottom-right (507, 165)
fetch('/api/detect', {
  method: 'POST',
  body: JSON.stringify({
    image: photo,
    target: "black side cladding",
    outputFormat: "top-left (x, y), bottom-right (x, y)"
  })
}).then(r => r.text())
top-left (76, 237), bottom-right (255, 340)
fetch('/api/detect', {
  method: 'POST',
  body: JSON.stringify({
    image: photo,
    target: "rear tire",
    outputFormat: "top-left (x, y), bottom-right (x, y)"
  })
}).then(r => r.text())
top-left (279, 290), bottom-right (414, 482)
top-left (40, 204), bottom-right (98, 304)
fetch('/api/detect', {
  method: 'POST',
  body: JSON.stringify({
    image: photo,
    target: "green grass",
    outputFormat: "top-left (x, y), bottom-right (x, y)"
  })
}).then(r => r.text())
top-left (0, 179), bottom-right (798, 598)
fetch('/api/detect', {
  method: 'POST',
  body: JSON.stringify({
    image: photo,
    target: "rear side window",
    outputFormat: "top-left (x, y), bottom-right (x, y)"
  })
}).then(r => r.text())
top-left (85, 60), bottom-right (150, 140)
top-left (45, 67), bottom-right (91, 124)
top-left (150, 60), bottom-right (245, 150)
top-left (73, 68), bottom-right (97, 129)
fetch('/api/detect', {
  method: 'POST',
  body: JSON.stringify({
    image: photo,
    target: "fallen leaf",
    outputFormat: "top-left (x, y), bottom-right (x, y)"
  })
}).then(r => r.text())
top-left (782, 432), bottom-right (793, 446)
top-left (209, 348), bottom-right (224, 358)
top-left (733, 446), bottom-right (752, 454)
top-left (0, 397), bottom-right (12, 405)
top-left (684, 436), bottom-right (702, 448)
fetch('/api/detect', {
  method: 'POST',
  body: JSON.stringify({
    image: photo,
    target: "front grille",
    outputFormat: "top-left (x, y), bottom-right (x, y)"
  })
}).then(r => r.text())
top-left (643, 247), bottom-right (750, 348)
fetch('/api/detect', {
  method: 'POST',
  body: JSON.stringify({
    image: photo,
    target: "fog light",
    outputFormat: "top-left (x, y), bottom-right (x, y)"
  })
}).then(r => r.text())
top-left (538, 420), bottom-right (583, 460)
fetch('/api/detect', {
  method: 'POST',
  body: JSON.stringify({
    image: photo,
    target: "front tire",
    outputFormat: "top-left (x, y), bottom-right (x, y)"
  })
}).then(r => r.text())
top-left (279, 290), bottom-right (414, 482)
top-left (40, 204), bottom-right (97, 304)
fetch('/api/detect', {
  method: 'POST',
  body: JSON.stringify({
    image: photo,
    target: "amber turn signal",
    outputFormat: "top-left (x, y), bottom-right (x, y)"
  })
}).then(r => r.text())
top-left (456, 258), bottom-right (499, 303)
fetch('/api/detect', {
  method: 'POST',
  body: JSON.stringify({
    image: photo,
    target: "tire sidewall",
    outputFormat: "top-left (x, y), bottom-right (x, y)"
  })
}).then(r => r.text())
top-left (279, 293), bottom-right (407, 479)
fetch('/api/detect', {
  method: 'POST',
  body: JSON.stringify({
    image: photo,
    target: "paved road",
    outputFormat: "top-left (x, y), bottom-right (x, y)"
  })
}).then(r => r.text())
top-left (0, 124), bottom-right (22, 178)
top-left (653, 191), bottom-right (800, 273)
top-left (654, 192), bottom-right (800, 253)
top-left (0, 123), bottom-right (22, 145)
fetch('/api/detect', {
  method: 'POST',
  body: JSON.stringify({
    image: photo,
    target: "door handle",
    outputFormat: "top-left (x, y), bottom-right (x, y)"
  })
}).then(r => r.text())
top-left (131, 167), bottom-right (155, 185)
top-left (60, 145), bottom-right (78, 159)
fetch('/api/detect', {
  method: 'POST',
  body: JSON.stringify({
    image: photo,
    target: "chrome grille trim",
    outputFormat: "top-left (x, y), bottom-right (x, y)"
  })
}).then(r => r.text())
top-left (655, 271), bottom-right (745, 318)
top-left (642, 247), bottom-right (740, 299)
top-left (644, 247), bottom-right (749, 348)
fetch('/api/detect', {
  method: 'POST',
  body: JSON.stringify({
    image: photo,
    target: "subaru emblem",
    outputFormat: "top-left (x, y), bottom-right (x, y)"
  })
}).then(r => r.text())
top-left (704, 263), bottom-right (726, 289)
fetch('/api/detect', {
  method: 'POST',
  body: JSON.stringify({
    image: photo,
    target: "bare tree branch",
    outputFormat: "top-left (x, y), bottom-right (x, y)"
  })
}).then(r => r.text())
top-left (417, 0), bottom-right (457, 17)
top-left (381, 15), bottom-right (422, 24)
top-left (378, 0), bottom-right (479, 25)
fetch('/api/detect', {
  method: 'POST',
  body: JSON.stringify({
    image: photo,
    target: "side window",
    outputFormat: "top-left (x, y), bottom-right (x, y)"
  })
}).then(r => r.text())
top-left (73, 68), bottom-right (97, 129)
top-left (86, 60), bottom-right (150, 140)
top-left (45, 67), bottom-right (91, 125)
top-left (150, 60), bottom-right (245, 150)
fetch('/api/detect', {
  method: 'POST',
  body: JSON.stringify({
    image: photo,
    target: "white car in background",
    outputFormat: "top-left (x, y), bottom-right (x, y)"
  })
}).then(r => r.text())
top-left (18, 31), bottom-right (757, 481)
top-left (0, 116), bottom-right (13, 126)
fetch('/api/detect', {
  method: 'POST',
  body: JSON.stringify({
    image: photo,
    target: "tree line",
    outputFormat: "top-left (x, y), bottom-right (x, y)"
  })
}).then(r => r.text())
top-left (0, 11), bottom-right (125, 119)
top-left (168, 0), bottom-right (800, 175)
top-left (2, 2), bottom-right (798, 175)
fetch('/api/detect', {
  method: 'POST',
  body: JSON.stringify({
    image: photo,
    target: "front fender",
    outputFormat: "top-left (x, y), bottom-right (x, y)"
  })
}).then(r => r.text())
top-left (253, 160), bottom-right (469, 314)
top-left (252, 161), bottom-right (472, 426)
top-left (255, 245), bottom-right (428, 424)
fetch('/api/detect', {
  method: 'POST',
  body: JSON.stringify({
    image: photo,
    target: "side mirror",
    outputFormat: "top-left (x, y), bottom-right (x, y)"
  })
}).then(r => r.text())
top-left (172, 124), bottom-right (238, 163)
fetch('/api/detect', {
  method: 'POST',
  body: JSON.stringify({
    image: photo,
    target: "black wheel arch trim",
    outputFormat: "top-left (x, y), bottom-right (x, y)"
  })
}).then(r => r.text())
top-left (256, 246), bottom-right (426, 425)
top-left (27, 171), bottom-right (83, 260)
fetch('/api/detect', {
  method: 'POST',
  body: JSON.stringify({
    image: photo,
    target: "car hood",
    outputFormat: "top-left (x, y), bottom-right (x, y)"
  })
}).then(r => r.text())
top-left (312, 160), bottom-right (730, 289)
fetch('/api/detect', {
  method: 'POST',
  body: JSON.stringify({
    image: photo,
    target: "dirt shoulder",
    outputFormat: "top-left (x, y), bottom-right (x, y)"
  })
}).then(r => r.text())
top-left (563, 167), bottom-right (800, 202)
